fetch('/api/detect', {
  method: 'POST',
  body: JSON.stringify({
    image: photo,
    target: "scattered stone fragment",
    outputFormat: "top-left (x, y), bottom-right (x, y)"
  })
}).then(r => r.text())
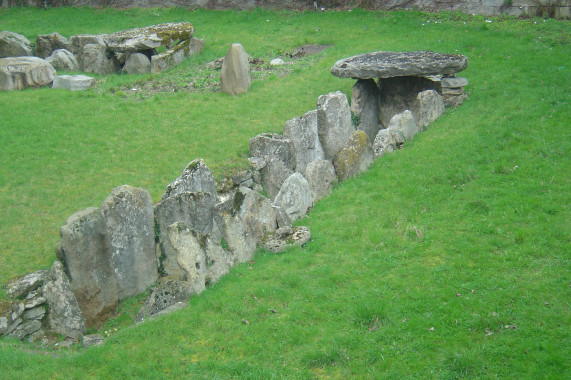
top-left (221, 43), bottom-right (251, 95)
top-left (134, 280), bottom-right (193, 323)
top-left (264, 226), bottom-right (311, 253)
top-left (82, 334), bottom-right (104, 347)
top-left (270, 58), bottom-right (285, 66)
top-left (52, 75), bottom-right (95, 91)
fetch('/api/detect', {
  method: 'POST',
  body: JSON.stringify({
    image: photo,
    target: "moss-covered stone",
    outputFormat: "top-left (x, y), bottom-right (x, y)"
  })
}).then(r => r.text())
top-left (333, 130), bottom-right (374, 182)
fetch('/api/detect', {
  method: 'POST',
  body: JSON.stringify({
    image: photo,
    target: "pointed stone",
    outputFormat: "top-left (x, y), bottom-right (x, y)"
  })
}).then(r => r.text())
top-left (317, 91), bottom-right (355, 161)
top-left (221, 43), bottom-right (251, 95)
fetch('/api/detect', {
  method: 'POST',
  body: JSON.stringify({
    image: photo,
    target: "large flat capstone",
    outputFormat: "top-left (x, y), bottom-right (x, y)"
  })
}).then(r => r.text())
top-left (331, 51), bottom-right (467, 79)
top-left (105, 22), bottom-right (194, 52)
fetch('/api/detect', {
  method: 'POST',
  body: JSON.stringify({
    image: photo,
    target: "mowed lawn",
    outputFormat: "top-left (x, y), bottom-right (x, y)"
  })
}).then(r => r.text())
top-left (0, 7), bottom-right (569, 378)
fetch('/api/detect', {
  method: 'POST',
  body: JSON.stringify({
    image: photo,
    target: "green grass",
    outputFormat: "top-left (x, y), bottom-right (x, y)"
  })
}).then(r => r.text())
top-left (0, 7), bottom-right (569, 378)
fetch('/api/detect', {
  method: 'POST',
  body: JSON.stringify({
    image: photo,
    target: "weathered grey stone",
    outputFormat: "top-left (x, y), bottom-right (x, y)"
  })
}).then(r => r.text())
top-left (305, 159), bottom-right (337, 203)
top-left (122, 52), bottom-right (151, 74)
top-left (0, 300), bottom-right (24, 336)
top-left (264, 226), bottom-right (311, 253)
top-left (373, 129), bottom-right (397, 158)
top-left (42, 261), bottom-right (86, 340)
top-left (415, 90), bottom-right (445, 129)
top-left (8, 319), bottom-right (42, 340)
top-left (35, 33), bottom-right (70, 59)
top-left (46, 49), bottom-right (79, 71)
top-left (101, 185), bottom-right (158, 300)
top-left (331, 51), bottom-right (468, 79)
top-left (52, 75), bottom-right (95, 91)
top-left (283, 110), bottom-right (325, 176)
top-left (443, 93), bottom-right (467, 108)
top-left (387, 110), bottom-right (418, 141)
top-left (270, 58), bottom-right (285, 66)
top-left (134, 280), bottom-right (193, 323)
top-left (215, 212), bottom-right (256, 265)
top-left (56, 207), bottom-right (118, 329)
top-left (68, 34), bottom-right (106, 68)
top-left (232, 186), bottom-right (277, 244)
top-left (6, 270), bottom-right (48, 298)
top-left (22, 306), bottom-right (45, 321)
top-left (273, 173), bottom-right (313, 228)
top-left (82, 334), bottom-right (104, 347)
top-left (81, 44), bottom-right (120, 75)
top-left (151, 37), bottom-right (204, 74)
top-left (442, 76), bottom-right (468, 88)
top-left (166, 223), bottom-right (231, 292)
top-left (161, 159), bottom-right (217, 202)
top-left (377, 76), bottom-right (440, 128)
top-left (24, 292), bottom-right (46, 309)
top-left (351, 79), bottom-right (381, 143)
top-left (333, 130), bottom-right (374, 182)
top-left (249, 133), bottom-right (296, 200)
top-left (221, 43), bottom-right (251, 95)
top-left (0, 31), bottom-right (32, 58)
top-left (105, 22), bottom-right (194, 52)
top-left (317, 91), bottom-right (356, 161)
top-left (155, 192), bottom-right (214, 280)
top-left (0, 57), bottom-right (56, 91)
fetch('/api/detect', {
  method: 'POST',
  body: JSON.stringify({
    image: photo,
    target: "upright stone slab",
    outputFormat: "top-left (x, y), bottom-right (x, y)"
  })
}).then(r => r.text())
top-left (215, 212), bottom-right (256, 265)
top-left (317, 91), bottom-right (356, 161)
top-left (333, 130), bottom-right (374, 182)
top-left (373, 129), bottom-right (398, 158)
top-left (154, 191), bottom-right (214, 280)
top-left (35, 33), bottom-right (70, 59)
top-left (415, 90), bottom-right (445, 129)
top-left (221, 43), bottom-right (251, 96)
top-left (249, 133), bottom-right (296, 200)
top-left (161, 159), bottom-right (217, 202)
top-left (56, 207), bottom-right (118, 329)
top-left (68, 34), bottom-right (106, 69)
top-left (273, 173), bottom-right (313, 228)
top-left (0, 57), bottom-right (56, 91)
top-left (0, 31), bottom-right (32, 58)
top-left (305, 159), bottom-right (337, 203)
top-left (101, 185), bottom-right (158, 300)
top-left (81, 44), bottom-right (120, 75)
top-left (46, 49), bottom-right (79, 71)
top-left (42, 261), bottom-right (86, 340)
top-left (387, 110), bottom-right (418, 141)
top-left (283, 110), bottom-right (325, 176)
top-left (122, 52), bottom-right (151, 74)
top-left (232, 186), bottom-right (277, 244)
top-left (351, 79), bottom-right (381, 143)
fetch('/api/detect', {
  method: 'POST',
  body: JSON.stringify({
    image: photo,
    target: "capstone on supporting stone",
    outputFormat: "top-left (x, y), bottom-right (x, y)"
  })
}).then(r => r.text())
top-left (104, 22), bottom-right (195, 53)
top-left (351, 79), bottom-right (382, 143)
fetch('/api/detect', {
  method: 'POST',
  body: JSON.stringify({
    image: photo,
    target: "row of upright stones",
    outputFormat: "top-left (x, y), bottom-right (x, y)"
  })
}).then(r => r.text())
top-left (0, 49), bottom-right (468, 344)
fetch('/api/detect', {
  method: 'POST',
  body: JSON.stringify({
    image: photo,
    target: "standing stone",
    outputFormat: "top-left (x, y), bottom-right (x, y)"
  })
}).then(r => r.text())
top-left (221, 43), bottom-right (251, 96)
top-left (415, 90), bottom-right (445, 129)
top-left (249, 133), bottom-right (296, 200)
top-left (52, 75), bottom-right (95, 91)
top-left (46, 49), bottom-right (79, 71)
top-left (68, 34), bottom-right (106, 69)
top-left (232, 186), bottom-right (277, 244)
top-left (81, 44), bottom-right (119, 75)
top-left (0, 31), bottom-right (32, 58)
top-left (161, 159), bottom-right (217, 202)
top-left (373, 129), bottom-right (398, 158)
top-left (387, 110), bottom-right (418, 141)
top-left (283, 110), bottom-right (325, 176)
top-left (122, 52), bottom-right (151, 74)
top-left (56, 207), bottom-right (118, 329)
top-left (35, 33), bottom-right (70, 59)
top-left (42, 261), bottom-right (86, 340)
top-left (0, 57), bottom-right (56, 91)
top-left (101, 185), bottom-right (158, 300)
top-left (351, 79), bottom-right (381, 143)
top-left (317, 91), bottom-right (356, 161)
top-left (273, 173), bottom-right (313, 228)
top-left (154, 191), bottom-right (214, 280)
top-left (215, 212), bottom-right (256, 265)
top-left (305, 159), bottom-right (337, 203)
top-left (333, 130), bottom-right (374, 182)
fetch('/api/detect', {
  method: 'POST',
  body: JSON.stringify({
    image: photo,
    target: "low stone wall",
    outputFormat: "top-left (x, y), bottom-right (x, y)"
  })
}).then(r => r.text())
top-left (1, 49), bottom-right (469, 345)
top-left (2, 0), bottom-right (570, 18)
